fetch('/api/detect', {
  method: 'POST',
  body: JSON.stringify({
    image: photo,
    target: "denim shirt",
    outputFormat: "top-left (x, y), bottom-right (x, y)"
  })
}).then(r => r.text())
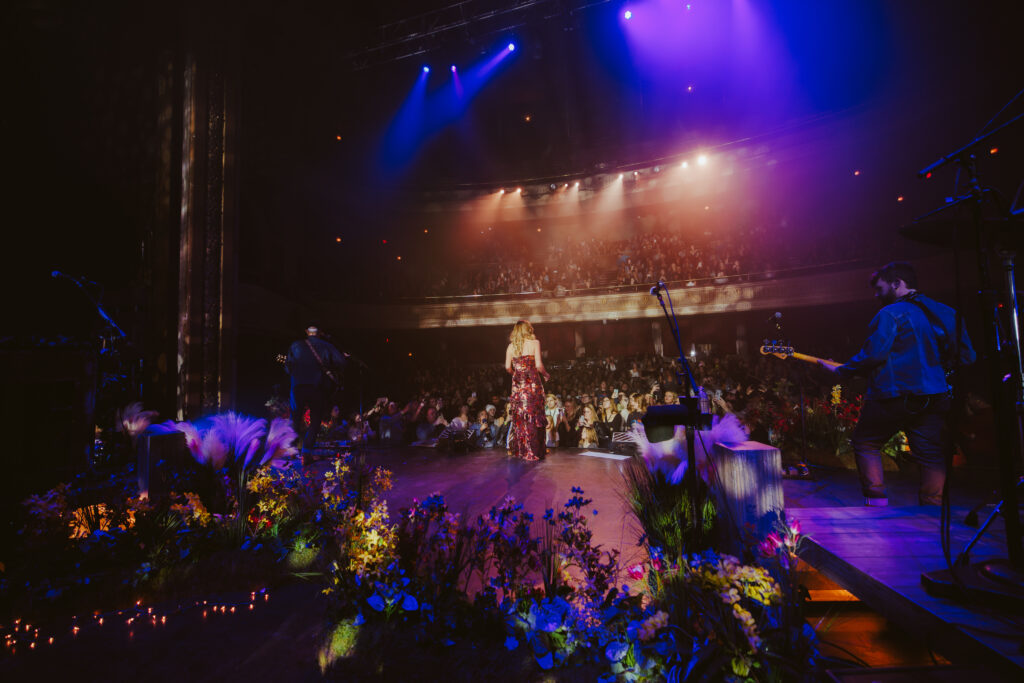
top-left (838, 293), bottom-right (976, 399)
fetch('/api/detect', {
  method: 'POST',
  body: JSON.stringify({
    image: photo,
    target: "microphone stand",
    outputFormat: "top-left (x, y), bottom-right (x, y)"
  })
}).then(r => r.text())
top-left (651, 282), bottom-right (707, 532)
top-left (917, 113), bottom-right (1024, 605)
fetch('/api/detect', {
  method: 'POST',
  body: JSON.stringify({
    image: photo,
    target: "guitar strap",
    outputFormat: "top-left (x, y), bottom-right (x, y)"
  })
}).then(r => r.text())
top-left (904, 294), bottom-right (956, 372)
top-left (305, 339), bottom-right (338, 386)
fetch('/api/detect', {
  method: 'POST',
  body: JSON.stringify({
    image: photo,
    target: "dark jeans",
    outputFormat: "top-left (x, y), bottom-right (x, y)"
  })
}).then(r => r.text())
top-left (291, 382), bottom-right (329, 453)
top-left (850, 394), bottom-right (951, 505)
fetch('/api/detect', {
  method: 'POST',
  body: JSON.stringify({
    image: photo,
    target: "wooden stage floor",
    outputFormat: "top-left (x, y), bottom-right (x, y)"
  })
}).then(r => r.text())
top-left (796, 506), bottom-right (1024, 680)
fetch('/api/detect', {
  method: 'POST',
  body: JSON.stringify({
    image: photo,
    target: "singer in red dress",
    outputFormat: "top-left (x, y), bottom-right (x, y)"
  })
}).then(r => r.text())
top-left (505, 320), bottom-right (550, 461)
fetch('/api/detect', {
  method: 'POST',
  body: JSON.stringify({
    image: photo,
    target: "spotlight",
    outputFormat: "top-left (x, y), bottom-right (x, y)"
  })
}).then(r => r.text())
top-left (574, 181), bottom-right (580, 187)
top-left (508, 42), bottom-right (516, 52)
top-left (681, 161), bottom-right (688, 169)
top-left (897, 196), bottom-right (904, 202)
top-left (853, 170), bottom-right (861, 176)
top-left (653, 166), bottom-right (660, 173)
top-left (697, 154), bottom-right (708, 166)
top-left (516, 187), bottom-right (522, 193)
top-left (633, 171), bottom-right (639, 177)
top-left (619, 173), bottom-right (624, 179)
top-left (624, 10), bottom-right (632, 20)
top-left (499, 189), bottom-right (506, 194)
top-left (549, 183), bottom-right (557, 190)
top-left (564, 183), bottom-right (569, 188)
top-left (450, 65), bottom-right (457, 72)
top-left (422, 65), bottom-right (430, 73)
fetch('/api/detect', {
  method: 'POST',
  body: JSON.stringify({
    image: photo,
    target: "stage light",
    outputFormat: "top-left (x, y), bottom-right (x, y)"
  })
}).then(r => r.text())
top-left (450, 65), bottom-right (457, 72)
top-left (925, 172), bottom-right (932, 179)
top-left (499, 189), bottom-right (506, 194)
top-left (524, 114), bottom-right (531, 122)
top-left (897, 196), bottom-right (904, 202)
top-left (653, 166), bottom-right (660, 173)
top-left (853, 170), bottom-right (861, 176)
top-left (681, 160), bottom-right (688, 169)
top-left (422, 66), bottom-right (430, 73)
top-left (633, 171), bottom-right (639, 177)
top-left (697, 154), bottom-right (708, 166)
top-left (508, 43), bottom-right (516, 51)
top-left (619, 173), bottom-right (624, 179)
top-left (423, 229), bottom-right (429, 233)
top-left (382, 239), bottom-right (387, 244)
top-left (624, 10), bottom-right (632, 20)
top-left (549, 183), bottom-right (556, 190)
top-left (686, 84), bottom-right (694, 93)
top-left (686, 3), bottom-right (692, 10)
top-left (335, 237), bottom-right (341, 243)
top-left (335, 135), bottom-right (341, 141)
top-left (574, 181), bottom-right (580, 187)
top-left (537, 228), bottom-right (542, 232)
top-left (516, 187), bottom-right (522, 193)
top-left (397, 255), bottom-right (402, 260)
top-left (990, 147), bottom-right (999, 155)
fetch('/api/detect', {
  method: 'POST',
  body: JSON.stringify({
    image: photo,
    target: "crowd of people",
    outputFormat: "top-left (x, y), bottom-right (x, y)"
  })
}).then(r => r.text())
top-left (403, 223), bottom-right (880, 299)
top-left (278, 349), bottom-right (838, 454)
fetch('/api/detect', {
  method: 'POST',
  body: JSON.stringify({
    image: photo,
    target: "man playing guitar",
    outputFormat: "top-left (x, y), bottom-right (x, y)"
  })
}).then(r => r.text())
top-left (285, 325), bottom-right (347, 465)
top-left (817, 262), bottom-right (975, 506)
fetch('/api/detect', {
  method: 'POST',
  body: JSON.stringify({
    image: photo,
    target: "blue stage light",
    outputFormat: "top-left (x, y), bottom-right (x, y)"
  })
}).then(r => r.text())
top-left (422, 66), bottom-right (430, 73)
top-left (450, 65), bottom-right (457, 72)
top-left (508, 42), bottom-right (516, 52)
top-left (624, 10), bottom-right (632, 20)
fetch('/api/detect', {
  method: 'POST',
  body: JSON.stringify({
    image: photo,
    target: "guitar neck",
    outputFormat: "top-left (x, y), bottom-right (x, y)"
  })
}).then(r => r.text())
top-left (790, 352), bottom-right (841, 370)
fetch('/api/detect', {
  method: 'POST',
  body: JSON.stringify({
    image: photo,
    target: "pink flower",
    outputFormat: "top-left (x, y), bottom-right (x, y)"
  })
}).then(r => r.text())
top-left (627, 564), bottom-right (646, 581)
top-left (650, 557), bottom-right (663, 572)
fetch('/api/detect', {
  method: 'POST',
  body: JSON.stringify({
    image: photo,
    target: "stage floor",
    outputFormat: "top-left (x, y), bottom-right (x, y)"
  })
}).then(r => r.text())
top-left (797, 505), bottom-right (1024, 680)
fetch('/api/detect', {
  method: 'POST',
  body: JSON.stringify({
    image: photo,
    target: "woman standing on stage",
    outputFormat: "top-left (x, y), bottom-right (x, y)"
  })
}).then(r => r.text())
top-left (505, 320), bottom-right (550, 461)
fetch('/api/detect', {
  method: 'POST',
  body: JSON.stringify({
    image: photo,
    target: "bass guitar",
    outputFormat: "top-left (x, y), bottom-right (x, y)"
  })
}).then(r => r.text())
top-left (759, 344), bottom-right (841, 371)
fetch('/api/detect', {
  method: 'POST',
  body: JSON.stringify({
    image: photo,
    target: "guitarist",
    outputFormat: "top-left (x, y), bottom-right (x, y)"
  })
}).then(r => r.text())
top-left (819, 262), bottom-right (975, 506)
top-left (286, 325), bottom-right (347, 464)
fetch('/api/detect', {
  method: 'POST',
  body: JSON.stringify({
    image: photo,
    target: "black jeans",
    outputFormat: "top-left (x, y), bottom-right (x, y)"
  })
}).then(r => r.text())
top-left (291, 382), bottom-right (329, 453)
top-left (850, 394), bottom-right (951, 505)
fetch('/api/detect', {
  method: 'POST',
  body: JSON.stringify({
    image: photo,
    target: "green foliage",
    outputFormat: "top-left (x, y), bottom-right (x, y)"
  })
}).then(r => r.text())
top-left (623, 457), bottom-right (717, 561)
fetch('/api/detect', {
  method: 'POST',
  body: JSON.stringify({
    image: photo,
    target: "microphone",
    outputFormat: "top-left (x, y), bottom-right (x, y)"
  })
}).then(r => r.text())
top-left (766, 311), bottom-right (782, 324)
top-left (649, 280), bottom-right (666, 295)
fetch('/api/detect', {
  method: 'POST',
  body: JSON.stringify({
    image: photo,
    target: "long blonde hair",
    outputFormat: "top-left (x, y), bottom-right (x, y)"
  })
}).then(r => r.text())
top-left (509, 320), bottom-right (535, 356)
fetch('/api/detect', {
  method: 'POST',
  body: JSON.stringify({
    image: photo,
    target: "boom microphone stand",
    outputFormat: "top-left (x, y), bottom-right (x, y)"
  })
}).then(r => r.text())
top-left (915, 113), bottom-right (1024, 604)
top-left (644, 281), bottom-right (712, 530)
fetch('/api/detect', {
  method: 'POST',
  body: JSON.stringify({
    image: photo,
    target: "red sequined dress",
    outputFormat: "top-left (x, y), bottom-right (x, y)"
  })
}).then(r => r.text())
top-left (508, 354), bottom-right (546, 461)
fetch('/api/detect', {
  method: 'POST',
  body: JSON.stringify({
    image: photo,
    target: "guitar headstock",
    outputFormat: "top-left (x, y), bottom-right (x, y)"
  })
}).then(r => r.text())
top-left (759, 341), bottom-right (794, 360)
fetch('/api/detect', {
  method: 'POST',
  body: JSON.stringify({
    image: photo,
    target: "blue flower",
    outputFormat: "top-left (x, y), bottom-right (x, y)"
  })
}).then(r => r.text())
top-left (401, 593), bottom-right (418, 611)
top-left (367, 594), bottom-right (386, 612)
top-left (504, 635), bottom-right (519, 651)
top-left (354, 613), bottom-right (365, 625)
top-left (606, 640), bottom-right (629, 663)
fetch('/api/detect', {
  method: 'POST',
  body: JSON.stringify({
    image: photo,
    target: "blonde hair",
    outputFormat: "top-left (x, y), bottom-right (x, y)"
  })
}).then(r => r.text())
top-left (509, 320), bottom-right (536, 356)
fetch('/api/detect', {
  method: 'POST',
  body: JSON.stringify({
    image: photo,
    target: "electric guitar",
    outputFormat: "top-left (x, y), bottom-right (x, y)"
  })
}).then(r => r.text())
top-left (759, 344), bottom-right (841, 371)
top-left (275, 353), bottom-right (341, 387)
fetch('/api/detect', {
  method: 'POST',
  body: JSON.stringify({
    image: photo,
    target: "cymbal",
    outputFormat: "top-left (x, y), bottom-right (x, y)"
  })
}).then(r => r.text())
top-left (899, 216), bottom-right (1023, 250)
